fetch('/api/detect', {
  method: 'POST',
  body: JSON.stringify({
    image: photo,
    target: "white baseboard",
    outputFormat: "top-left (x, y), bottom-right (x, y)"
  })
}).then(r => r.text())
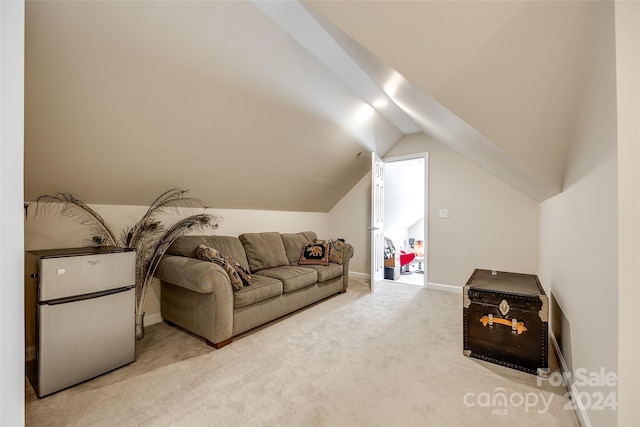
top-left (550, 332), bottom-right (591, 427)
top-left (349, 271), bottom-right (370, 280)
top-left (427, 282), bottom-right (462, 294)
top-left (145, 312), bottom-right (163, 326)
top-left (348, 272), bottom-right (462, 295)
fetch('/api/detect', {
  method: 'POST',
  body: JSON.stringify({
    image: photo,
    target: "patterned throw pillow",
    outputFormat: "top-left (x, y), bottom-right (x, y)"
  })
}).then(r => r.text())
top-left (328, 238), bottom-right (346, 265)
top-left (313, 238), bottom-right (346, 265)
top-left (299, 241), bottom-right (330, 266)
top-left (196, 244), bottom-right (252, 290)
top-left (229, 260), bottom-right (252, 287)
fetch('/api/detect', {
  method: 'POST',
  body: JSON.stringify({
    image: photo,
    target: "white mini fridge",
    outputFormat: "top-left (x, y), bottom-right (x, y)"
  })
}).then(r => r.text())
top-left (26, 247), bottom-right (136, 397)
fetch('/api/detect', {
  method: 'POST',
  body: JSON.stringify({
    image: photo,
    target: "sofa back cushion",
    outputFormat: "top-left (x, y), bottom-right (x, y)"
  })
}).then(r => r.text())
top-left (167, 235), bottom-right (250, 271)
top-left (239, 232), bottom-right (289, 273)
top-left (280, 231), bottom-right (318, 265)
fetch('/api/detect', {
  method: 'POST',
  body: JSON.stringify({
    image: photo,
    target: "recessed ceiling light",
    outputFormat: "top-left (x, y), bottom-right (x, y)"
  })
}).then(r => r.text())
top-left (372, 99), bottom-right (388, 108)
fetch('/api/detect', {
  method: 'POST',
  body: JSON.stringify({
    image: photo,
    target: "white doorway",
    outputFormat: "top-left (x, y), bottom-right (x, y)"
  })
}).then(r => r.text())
top-left (382, 154), bottom-right (428, 287)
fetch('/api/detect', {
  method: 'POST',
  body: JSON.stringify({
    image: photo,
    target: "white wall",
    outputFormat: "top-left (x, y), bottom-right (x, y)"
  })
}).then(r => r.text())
top-left (615, 1), bottom-right (640, 425)
top-left (0, 1), bottom-right (25, 424)
top-left (330, 133), bottom-right (540, 287)
top-left (25, 204), bottom-right (329, 321)
top-left (328, 172), bottom-right (372, 275)
top-left (384, 229), bottom-right (409, 253)
top-left (389, 134), bottom-right (540, 287)
top-left (539, 3), bottom-right (618, 426)
top-left (408, 218), bottom-right (424, 243)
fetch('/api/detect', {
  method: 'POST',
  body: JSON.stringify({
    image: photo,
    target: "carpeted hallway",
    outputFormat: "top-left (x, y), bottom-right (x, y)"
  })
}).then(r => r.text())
top-left (25, 277), bottom-right (579, 426)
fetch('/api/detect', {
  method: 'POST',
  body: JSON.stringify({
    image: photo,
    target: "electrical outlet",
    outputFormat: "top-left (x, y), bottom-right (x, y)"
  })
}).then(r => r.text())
top-left (439, 209), bottom-right (450, 219)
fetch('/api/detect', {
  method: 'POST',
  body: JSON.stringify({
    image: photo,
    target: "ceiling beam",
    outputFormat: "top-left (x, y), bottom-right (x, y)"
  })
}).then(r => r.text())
top-left (257, 0), bottom-right (560, 201)
top-left (251, 0), bottom-right (421, 135)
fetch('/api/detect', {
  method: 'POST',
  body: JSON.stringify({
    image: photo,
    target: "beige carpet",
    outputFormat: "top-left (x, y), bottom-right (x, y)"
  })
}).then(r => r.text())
top-left (26, 278), bottom-right (579, 426)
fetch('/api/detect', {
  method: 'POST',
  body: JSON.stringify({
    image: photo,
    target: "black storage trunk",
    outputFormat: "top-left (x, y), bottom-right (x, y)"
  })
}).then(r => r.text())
top-left (463, 269), bottom-right (549, 376)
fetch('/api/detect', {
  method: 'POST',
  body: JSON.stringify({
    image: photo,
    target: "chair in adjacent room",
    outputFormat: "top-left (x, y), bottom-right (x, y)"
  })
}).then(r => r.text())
top-left (385, 237), bottom-right (415, 274)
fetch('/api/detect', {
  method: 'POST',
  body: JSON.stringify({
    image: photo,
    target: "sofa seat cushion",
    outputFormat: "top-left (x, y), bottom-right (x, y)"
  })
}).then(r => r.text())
top-left (255, 266), bottom-right (318, 293)
top-left (298, 263), bottom-right (343, 283)
top-left (234, 275), bottom-right (283, 309)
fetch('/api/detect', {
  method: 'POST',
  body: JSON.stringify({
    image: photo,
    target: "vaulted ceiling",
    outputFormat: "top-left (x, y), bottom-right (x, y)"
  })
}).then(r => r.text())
top-left (24, 1), bottom-right (599, 211)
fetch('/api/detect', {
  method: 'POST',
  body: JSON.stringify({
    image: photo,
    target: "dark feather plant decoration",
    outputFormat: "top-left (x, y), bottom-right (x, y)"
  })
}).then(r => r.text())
top-left (29, 189), bottom-right (221, 337)
top-left (30, 193), bottom-right (118, 246)
top-left (120, 188), bottom-right (210, 250)
top-left (119, 188), bottom-right (220, 320)
top-left (135, 213), bottom-right (219, 318)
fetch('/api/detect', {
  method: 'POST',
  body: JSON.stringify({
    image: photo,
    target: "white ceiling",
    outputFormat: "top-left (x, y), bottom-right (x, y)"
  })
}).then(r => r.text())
top-left (25, 1), bottom-right (599, 210)
top-left (306, 0), bottom-right (599, 200)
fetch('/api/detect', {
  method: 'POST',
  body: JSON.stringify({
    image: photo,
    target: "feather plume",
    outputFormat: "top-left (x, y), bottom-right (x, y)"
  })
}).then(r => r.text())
top-left (29, 189), bottom-right (221, 321)
top-left (30, 193), bottom-right (117, 246)
top-left (135, 213), bottom-right (220, 314)
top-left (120, 188), bottom-right (208, 248)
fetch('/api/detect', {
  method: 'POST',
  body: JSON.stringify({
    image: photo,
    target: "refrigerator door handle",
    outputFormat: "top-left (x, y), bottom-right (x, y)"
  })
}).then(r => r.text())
top-left (41, 285), bottom-right (135, 306)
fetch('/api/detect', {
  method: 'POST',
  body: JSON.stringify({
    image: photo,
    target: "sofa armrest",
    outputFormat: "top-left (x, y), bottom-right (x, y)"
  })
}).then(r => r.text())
top-left (341, 243), bottom-right (354, 291)
top-left (342, 243), bottom-right (354, 267)
top-left (156, 254), bottom-right (235, 346)
top-left (155, 255), bottom-right (231, 294)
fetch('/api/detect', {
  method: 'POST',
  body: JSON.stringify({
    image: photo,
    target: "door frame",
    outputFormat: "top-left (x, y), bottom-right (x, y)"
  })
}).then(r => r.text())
top-left (376, 152), bottom-right (429, 288)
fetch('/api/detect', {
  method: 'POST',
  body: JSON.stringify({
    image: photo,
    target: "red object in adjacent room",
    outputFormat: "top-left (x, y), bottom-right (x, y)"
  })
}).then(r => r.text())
top-left (384, 237), bottom-right (415, 272)
top-left (399, 250), bottom-right (415, 267)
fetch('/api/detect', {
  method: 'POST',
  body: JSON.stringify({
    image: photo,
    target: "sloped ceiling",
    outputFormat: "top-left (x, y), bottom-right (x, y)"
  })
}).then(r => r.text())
top-left (25, 1), bottom-right (599, 211)
top-left (24, 1), bottom-right (403, 211)
top-left (306, 0), bottom-right (598, 200)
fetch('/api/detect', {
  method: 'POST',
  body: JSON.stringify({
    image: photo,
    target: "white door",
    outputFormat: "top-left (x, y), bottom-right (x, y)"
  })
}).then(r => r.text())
top-left (370, 152), bottom-right (385, 291)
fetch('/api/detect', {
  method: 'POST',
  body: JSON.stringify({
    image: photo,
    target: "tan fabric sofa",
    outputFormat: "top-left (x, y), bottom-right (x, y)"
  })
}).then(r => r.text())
top-left (155, 231), bottom-right (353, 348)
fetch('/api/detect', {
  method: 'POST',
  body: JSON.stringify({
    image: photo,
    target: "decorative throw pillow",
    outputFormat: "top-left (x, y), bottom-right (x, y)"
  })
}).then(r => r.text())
top-left (230, 261), bottom-right (252, 287)
top-left (314, 238), bottom-right (346, 265)
top-left (196, 244), bottom-right (251, 290)
top-left (299, 241), bottom-right (330, 266)
top-left (328, 238), bottom-right (346, 265)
